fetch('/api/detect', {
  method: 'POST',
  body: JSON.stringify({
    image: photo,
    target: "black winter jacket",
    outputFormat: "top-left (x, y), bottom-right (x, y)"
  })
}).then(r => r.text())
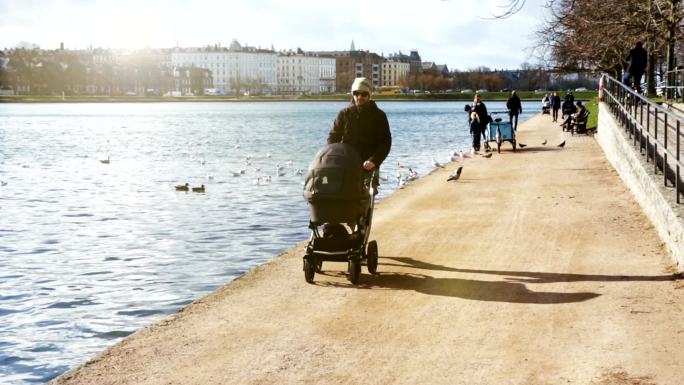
top-left (626, 46), bottom-right (647, 74)
top-left (506, 95), bottom-right (522, 115)
top-left (327, 100), bottom-right (392, 167)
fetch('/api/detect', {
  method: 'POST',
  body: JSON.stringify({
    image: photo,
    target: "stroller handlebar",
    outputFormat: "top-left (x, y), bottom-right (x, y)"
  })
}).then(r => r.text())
top-left (364, 169), bottom-right (377, 196)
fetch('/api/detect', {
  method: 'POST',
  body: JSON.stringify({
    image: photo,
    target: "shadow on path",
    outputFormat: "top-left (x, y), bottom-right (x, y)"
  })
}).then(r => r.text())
top-left (382, 256), bottom-right (683, 284)
top-left (313, 256), bottom-right (681, 304)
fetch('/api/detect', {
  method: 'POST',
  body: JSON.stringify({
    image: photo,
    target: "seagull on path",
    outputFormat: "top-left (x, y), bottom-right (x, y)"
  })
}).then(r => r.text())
top-left (99, 156), bottom-right (110, 164)
top-left (482, 152), bottom-right (493, 158)
top-left (407, 168), bottom-right (418, 181)
top-left (518, 143), bottom-right (527, 148)
top-left (432, 157), bottom-right (445, 168)
top-left (446, 166), bottom-right (463, 182)
top-left (557, 140), bottom-right (566, 148)
top-left (0, 181), bottom-right (7, 186)
top-left (542, 139), bottom-right (547, 145)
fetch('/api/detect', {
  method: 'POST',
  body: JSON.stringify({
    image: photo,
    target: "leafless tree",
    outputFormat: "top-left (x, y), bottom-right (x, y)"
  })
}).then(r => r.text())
top-left (530, 0), bottom-right (682, 95)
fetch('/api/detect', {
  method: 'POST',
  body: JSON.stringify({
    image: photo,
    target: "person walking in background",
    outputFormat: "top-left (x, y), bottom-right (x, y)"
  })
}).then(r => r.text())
top-left (541, 94), bottom-right (551, 114)
top-left (466, 104), bottom-right (482, 152)
top-left (506, 90), bottom-right (522, 131)
top-left (473, 94), bottom-right (491, 151)
top-left (550, 91), bottom-right (561, 122)
top-left (328, 77), bottom-right (392, 190)
top-left (623, 41), bottom-right (647, 93)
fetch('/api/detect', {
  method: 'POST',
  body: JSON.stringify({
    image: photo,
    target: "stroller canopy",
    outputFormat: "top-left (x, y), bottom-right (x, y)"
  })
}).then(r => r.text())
top-left (303, 143), bottom-right (364, 204)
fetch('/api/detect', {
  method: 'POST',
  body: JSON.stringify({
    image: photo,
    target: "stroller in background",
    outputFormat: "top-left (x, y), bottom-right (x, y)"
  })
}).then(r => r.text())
top-left (542, 99), bottom-right (551, 114)
top-left (302, 143), bottom-right (379, 285)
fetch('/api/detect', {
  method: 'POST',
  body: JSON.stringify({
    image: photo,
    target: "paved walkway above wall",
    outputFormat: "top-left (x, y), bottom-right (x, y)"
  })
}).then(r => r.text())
top-left (52, 114), bottom-right (684, 385)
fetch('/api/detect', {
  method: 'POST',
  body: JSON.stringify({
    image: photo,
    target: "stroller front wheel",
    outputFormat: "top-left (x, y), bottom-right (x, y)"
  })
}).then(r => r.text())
top-left (348, 257), bottom-right (361, 284)
top-left (303, 256), bottom-right (315, 283)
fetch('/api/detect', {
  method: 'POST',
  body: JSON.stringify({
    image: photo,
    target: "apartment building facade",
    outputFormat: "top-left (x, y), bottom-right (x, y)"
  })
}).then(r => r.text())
top-left (277, 49), bottom-right (336, 94)
top-left (380, 60), bottom-right (410, 86)
top-left (171, 40), bottom-right (277, 95)
top-left (315, 50), bottom-right (384, 92)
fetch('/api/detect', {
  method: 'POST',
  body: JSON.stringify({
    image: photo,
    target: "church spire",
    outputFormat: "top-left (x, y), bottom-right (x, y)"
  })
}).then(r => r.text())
top-left (350, 39), bottom-right (356, 52)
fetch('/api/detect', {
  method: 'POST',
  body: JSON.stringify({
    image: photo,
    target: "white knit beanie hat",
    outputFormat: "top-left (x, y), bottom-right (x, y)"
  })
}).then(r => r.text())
top-left (351, 77), bottom-right (373, 93)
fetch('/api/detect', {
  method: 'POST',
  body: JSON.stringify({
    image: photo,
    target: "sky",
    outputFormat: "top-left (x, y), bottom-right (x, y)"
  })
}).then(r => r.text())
top-left (0, 0), bottom-right (548, 71)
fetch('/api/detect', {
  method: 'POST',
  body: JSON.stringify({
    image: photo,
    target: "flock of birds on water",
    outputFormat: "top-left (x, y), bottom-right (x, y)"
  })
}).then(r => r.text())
top-left (0, 139), bottom-right (567, 191)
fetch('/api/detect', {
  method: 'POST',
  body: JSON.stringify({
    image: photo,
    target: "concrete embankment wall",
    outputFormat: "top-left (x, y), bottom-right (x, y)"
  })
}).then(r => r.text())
top-left (596, 103), bottom-right (684, 269)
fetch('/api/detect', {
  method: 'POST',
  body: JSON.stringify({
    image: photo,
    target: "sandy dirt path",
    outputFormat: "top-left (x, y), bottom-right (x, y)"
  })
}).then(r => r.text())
top-left (53, 114), bottom-right (684, 385)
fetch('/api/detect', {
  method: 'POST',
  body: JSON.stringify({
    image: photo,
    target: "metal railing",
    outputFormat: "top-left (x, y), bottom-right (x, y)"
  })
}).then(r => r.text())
top-left (602, 74), bottom-right (684, 203)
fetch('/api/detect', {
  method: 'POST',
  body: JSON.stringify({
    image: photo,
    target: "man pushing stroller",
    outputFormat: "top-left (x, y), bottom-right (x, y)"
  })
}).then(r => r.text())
top-left (323, 77), bottom-right (392, 237)
top-left (327, 77), bottom-right (393, 190)
top-left (301, 77), bottom-right (392, 284)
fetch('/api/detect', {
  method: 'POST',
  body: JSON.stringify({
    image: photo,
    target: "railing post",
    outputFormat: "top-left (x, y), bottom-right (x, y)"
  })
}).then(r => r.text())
top-left (678, 120), bottom-right (681, 204)
top-left (646, 104), bottom-right (651, 162)
top-left (664, 114), bottom-right (668, 186)
top-left (654, 109), bottom-right (659, 169)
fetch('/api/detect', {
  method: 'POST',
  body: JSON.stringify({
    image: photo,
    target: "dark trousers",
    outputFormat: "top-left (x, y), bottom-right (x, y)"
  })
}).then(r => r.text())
top-left (623, 71), bottom-right (644, 92)
top-left (552, 107), bottom-right (559, 122)
top-left (509, 113), bottom-right (519, 131)
top-left (472, 131), bottom-right (481, 151)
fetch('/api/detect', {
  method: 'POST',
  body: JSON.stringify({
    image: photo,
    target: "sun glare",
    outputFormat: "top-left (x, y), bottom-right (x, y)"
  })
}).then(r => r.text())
top-left (99, 13), bottom-right (163, 49)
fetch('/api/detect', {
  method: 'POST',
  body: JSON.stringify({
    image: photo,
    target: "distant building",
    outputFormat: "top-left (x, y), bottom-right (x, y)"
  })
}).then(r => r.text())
top-left (315, 45), bottom-right (384, 92)
top-left (277, 48), bottom-right (336, 95)
top-left (171, 40), bottom-right (277, 95)
top-left (171, 66), bottom-right (213, 96)
top-left (422, 62), bottom-right (437, 72)
top-left (435, 64), bottom-right (450, 77)
top-left (380, 59), bottom-right (409, 87)
top-left (387, 50), bottom-right (422, 75)
top-left (408, 50), bottom-right (422, 74)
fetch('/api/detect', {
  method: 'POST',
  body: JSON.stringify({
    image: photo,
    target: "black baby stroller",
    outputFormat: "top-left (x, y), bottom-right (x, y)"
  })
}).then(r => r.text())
top-left (302, 143), bottom-right (379, 285)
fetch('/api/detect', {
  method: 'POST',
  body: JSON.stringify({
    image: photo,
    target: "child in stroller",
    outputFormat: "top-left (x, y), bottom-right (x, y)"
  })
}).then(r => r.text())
top-left (302, 143), bottom-right (379, 285)
top-left (541, 94), bottom-right (551, 114)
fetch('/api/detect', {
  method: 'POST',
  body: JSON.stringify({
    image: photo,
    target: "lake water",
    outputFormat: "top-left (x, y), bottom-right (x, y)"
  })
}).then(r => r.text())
top-left (0, 100), bottom-right (536, 384)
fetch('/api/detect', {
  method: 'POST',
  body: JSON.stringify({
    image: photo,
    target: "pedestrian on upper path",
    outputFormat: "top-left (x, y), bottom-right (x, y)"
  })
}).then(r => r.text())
top-left (623, 41), bottom-right (648, 94)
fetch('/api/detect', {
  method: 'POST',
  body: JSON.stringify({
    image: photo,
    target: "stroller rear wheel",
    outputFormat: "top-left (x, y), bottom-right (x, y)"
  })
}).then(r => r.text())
top-left (367, 240), bottom-right (378, 274)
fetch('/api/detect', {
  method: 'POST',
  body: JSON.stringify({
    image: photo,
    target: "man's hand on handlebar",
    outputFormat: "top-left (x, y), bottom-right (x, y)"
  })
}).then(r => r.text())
top-left (363, 160), bottom-right (376, 171)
